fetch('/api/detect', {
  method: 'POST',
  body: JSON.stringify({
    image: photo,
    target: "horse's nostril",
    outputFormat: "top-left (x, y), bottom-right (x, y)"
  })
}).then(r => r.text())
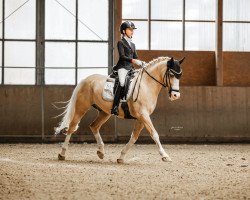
top-left (174, 94), bottom-right (177, 97)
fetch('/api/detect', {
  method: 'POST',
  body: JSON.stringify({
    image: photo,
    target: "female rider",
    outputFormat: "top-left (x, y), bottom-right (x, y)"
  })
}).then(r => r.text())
top-left (111, 21), bottom-right (144, 115)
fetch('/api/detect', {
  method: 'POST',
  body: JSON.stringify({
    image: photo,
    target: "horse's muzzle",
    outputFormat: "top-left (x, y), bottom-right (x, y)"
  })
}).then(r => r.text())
top-left (169, 91), bottom-right (180, 101)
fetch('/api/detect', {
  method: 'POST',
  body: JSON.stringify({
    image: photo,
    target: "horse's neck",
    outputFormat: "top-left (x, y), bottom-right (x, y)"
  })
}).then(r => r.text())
top-left (142, 61), bottom-right (166, 97)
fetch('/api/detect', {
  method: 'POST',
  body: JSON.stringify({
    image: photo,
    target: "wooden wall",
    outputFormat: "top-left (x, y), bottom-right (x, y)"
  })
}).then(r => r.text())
top-left (117, 87), bottom-right (250, 142)
top-left (0, 86), bottom-right (249, 143)
top-left (136, 51), bottom-right (250, 87)
top-left (138, 50), bottom-right (216, 86)
top-left (0, 86), bottom-right (115, 142)
top-left (223, 52), bottom-right (250, 86)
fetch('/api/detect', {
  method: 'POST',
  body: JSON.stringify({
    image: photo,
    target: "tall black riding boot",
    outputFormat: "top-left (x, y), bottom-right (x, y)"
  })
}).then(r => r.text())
top-left (111, 84), bottom-right (123, 115)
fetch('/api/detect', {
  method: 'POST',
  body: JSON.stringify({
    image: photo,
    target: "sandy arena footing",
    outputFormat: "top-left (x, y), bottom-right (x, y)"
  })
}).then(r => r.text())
top-left (0, 144), bottom-right (249, 200)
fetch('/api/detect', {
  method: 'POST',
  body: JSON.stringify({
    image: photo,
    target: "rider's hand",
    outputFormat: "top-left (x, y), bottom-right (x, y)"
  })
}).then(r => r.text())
top-left (141, 61), bottom-right (147, 68)
top-left (132, 59), bottom-right (144, 67)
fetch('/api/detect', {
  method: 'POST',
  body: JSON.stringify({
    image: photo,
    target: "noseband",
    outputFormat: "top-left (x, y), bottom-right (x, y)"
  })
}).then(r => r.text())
top-left (166, 68), bottom-right (182, 96)
top-left (143, 63), bottom-right (182, 97)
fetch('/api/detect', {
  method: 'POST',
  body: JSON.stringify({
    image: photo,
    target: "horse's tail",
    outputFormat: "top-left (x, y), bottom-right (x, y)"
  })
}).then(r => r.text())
top-left (54, 82), bottom-right (83, 135)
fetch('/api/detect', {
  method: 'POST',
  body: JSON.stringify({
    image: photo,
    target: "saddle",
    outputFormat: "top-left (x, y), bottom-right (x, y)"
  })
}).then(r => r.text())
top-left (102, 69), bottom-right (136, 102)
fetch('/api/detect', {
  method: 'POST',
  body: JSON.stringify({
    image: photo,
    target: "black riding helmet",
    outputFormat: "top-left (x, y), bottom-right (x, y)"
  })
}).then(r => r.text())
top-left (120, 21), bottom-right (137, 34)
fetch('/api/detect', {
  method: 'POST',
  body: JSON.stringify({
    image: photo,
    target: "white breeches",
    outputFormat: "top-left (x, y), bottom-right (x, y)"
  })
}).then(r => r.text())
top-left (118, 68), bottom-right (129, 87)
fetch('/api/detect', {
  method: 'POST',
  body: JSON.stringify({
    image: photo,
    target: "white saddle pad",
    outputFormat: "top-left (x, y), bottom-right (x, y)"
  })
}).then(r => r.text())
top-left (102, 74), bottom-right (137, 102)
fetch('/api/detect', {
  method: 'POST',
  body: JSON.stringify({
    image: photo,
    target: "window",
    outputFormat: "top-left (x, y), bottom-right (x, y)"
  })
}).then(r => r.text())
top-left (45, 0), bottom-right (76, 40)
top-left (122, 0), bottom-right (149, 49)
top-left (185, 0), bottom-right (215, 21)
top-left (1, 0), bottom-right (36, 85)
top-left (151, 21), bottom-right (182, 50)
top-left (122, 0), bottom-right (149, 19)
top-left (0, 0), bottom-right (2, 39)
top-left (185, 22), bottom-right (215, 51)
top-left (185, 0), bottom-right (216, 51)
top-left (5, 0), bottom-right (36, 39)
top-left (0, 0), bottom-right (112, 85)
top-left (78, 42), bottom-right (108, 82)
top-left (45, 42), bottom-right (75, 85)
top-left (223, 0), bottom-right (250, 51)
top-left (5, 41), bottom-right (35, 84)
top-left (151, 0), bottom-right (182, 20)
top-left (122, 0), bottom-right (216, 51)
top-left (45, 0), bottom-right (109, 85)
top-left (78, 0), bottom-right (108, 40)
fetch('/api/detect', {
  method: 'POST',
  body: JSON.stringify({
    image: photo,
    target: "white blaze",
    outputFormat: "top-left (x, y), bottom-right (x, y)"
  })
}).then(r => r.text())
top-left (172, 77), bottom-right (179, 91)
top-left (170, 77), bottom-right (180, 101)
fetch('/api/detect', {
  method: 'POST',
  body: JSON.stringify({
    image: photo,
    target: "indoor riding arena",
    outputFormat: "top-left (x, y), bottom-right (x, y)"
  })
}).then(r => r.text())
top-left (0, 0), bottom-right (249, 200)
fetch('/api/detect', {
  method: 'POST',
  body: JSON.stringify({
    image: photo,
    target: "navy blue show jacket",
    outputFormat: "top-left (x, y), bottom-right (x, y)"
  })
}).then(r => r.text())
top-left (113, 37), bottom-right (138, 71)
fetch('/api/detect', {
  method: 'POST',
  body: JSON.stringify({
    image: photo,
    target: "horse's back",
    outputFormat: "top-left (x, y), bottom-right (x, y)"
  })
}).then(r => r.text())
top-left (77, 74), bottom-right (107, 94)
top-left (78, 74), bottom-right (107, 85)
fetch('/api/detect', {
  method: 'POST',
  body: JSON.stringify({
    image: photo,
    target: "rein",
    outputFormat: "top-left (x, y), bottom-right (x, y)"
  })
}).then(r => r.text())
top-left (144, 67), bottom-right (180, 97)
top-left (132, 64), bottom-right (181, 102)
top-left (143, 67), bottom-right (168, 88)
top-left (131, 69), bottom-right (144, 102)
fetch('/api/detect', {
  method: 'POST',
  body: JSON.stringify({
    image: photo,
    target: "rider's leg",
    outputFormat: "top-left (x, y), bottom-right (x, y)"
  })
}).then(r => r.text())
top-left (118, 68), bottom-right (129, 87)
top-left (111, 84), bottom-right (122, 115)
top-left (111, 68), bottom-right (128, 115)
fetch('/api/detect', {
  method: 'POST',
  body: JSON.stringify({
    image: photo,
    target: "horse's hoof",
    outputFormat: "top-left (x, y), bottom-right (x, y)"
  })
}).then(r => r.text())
top-left (162, 156), bottom-right (172, 162)
top-left (97, 150), bottom-right (104, 159)
top-left (58, 154), bottom-right (65, 161)
top-left (117, 159), bottom-right (124, 164)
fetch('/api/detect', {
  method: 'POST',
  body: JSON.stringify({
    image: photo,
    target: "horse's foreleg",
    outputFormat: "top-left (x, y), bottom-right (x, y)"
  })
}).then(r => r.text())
top-left (140, 113), bottom-right (172, 162)
top-left (89, 111), bottom-right (111, 159)
top-left (117, 120), bottom-right (144, 163)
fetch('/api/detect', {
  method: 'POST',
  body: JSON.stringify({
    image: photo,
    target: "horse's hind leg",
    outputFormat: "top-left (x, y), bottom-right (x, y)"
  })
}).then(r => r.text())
top-left (58, 134), bottom-right (72, 160)
top-left (58, 106), bottom-right (89, 160)
top-left (89, 111), bottom-right (111, 159)
top-left (117, 120), bottom-right (144, 163)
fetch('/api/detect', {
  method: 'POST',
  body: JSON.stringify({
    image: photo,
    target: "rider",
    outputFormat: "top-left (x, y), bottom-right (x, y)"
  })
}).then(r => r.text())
top-left (111, 21), bottom-right (144, 115)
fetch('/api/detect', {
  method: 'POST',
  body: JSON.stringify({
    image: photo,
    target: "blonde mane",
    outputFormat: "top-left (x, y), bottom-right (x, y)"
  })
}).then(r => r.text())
top-left (145, 56), bottom-right (170, 68)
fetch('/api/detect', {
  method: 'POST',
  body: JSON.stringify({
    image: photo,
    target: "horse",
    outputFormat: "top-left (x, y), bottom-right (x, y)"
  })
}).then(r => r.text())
top-left (55, 56), bottom-right (185, 163)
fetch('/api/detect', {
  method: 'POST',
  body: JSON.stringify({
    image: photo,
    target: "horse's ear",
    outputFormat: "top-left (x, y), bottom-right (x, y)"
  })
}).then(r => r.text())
top-left (179, 57), bottom-right (185, 64)
top-left (167, 57), bottom-right (174, 67)
top-left (170, 57), bottom-right (174, 63)
top-left (168, 57), bottom-right (174, 66)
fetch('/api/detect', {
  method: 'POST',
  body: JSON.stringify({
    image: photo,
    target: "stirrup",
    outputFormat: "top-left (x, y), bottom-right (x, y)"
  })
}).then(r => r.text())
top-left (111, 106), bottom-right (119, 115)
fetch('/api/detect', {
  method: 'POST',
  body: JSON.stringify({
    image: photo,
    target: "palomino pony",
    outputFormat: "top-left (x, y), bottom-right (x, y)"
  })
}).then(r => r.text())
top-left (55, 56), bottom-right (184, 163)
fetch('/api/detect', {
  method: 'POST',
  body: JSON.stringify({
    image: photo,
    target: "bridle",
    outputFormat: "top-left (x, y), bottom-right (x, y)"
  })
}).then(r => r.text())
top-left (132, 62), bottom-right (182, 102)
top-left (142, 63), bottom-right (182, 97)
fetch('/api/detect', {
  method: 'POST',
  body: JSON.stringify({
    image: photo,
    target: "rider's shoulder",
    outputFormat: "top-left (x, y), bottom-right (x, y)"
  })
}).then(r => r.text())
top-left (117, 40), bottom-right (126, 48)
top-left (117, 40), bottom-right (124, 44)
